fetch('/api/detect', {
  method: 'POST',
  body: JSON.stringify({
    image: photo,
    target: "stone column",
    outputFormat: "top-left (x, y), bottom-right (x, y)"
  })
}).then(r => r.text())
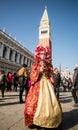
top-left (21, 55), bottom-right (24, 65)
top-left (6, 46), bottom-right (10, 60)
top-left (28, 59), bottom-right (31, 68)
top-left (25, 57), bottom-right (27, 64)
top-left (17, 53), bottom-right (20, 64)
top-left (30, 60), bottom-right (32, 68)
top-left (27, 58), bottom-right (30, 67)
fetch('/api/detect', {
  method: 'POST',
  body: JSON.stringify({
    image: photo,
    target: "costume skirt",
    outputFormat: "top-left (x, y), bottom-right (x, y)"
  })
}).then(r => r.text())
top-left (24, 76), bottom-right (62, 128)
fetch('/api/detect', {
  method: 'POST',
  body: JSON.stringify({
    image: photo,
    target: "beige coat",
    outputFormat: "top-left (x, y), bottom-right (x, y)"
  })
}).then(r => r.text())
top-left (17, 67), bottom-right (28, 78)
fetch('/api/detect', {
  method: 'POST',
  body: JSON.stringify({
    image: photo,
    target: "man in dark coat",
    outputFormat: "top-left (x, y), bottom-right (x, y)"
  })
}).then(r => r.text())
top-left (0, 70), bottom-right (6, 97)
top-left (53, 68), bottom-right (61, 99)
top-left (72, 64), bottom-right (78, 107)
top-left (17, 64), bottom-right (28, 103)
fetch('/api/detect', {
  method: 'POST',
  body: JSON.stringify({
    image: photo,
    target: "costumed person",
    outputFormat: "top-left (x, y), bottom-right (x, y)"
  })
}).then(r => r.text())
top-left (24, 45), bottom-right (62, 130)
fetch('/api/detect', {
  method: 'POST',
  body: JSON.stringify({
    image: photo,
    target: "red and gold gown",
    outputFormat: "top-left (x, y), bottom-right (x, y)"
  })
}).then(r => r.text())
top-left (24, 62), bottom-right (62, 128)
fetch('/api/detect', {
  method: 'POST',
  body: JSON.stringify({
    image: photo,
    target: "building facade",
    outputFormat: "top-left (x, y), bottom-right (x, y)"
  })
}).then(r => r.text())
top-left (0, 30), bottom-right (34, 74)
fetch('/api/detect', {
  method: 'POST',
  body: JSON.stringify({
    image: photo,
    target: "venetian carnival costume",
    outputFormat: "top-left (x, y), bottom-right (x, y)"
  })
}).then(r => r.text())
top-left (24, 45), bottom-right (62, 129)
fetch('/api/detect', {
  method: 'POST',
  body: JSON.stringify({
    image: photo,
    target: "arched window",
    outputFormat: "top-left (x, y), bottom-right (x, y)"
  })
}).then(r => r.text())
top-left (9, 49), bottom-right (13, 61)
top-left (19, 54), bottom-right (22, 64)
top-left (27, 58), bottom-right (29, 66)
top-left (3, 45), bottom-right (7, 58)
top-left (15, 52), bottom-right (17, 63)
top-left (23, 56), bottom-right (25, 64)
top-left (41, 30), bottom-right (48, 34)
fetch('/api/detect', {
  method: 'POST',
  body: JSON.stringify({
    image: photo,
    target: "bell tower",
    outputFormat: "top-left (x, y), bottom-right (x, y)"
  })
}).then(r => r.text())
top-left (38, 6), bottom-right (52, 58)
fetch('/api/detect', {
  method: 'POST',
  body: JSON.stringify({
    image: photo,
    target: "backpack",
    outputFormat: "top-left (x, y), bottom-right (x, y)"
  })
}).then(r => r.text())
top-left (18, 74), bottom-right (27, 87)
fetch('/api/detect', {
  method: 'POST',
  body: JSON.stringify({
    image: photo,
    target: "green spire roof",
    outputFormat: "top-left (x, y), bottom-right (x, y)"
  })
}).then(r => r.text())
top-left (41, 6), bottom-right (49, 21)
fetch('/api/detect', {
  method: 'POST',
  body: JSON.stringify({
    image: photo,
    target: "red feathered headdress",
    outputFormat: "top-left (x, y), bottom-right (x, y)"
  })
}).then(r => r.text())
top-left (34, 45), bottom-right (52, 63)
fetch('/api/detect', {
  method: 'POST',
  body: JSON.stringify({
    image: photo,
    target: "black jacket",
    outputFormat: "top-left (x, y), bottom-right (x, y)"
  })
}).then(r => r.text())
top-left (53, 73), bottom-right (61, 88)
top-left (73, 67), bottom-right (78, 89)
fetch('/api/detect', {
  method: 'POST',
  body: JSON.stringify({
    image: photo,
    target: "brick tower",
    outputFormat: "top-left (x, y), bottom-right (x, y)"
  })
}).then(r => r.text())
top-left (38, 7), bottom-right (52, 59)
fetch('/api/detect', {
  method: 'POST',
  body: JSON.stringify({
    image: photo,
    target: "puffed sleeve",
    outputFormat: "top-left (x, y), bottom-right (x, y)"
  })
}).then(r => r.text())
top-left (30, 62), bottom-right (40, 85)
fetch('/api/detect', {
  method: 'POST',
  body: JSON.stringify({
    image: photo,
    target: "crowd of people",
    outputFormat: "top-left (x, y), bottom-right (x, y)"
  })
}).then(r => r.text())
top-left (0, 64), bottom-right (31, 103)
top-left (0, 61), bottom-right (78, 130)
top-left (0, 64), bottom-right (77, 103)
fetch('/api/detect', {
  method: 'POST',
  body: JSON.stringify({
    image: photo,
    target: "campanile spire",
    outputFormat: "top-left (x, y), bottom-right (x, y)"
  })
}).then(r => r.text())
top-left (41, 6), bottom-right (49, 21)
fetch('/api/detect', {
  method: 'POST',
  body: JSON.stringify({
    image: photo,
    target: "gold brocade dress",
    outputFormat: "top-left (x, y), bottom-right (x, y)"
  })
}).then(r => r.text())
top-left (24, 62), bottom-right (62, 128)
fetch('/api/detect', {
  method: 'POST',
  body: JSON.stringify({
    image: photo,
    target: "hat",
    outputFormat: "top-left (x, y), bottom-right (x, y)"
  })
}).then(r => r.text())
top-left (22, 64), bottom-right (27, 67)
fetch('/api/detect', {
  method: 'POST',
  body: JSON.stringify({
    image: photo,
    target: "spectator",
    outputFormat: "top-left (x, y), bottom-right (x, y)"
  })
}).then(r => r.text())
top-left (53, 68), bottom-right (61, 99)
top-left (72, 64), bottom-right (78, 107)
top-left (68, 78), bottom-right (72, 91)
top-left (62, 77), bottom-right (69, 92)
top-left (17, 64), bottom-right (28, 103)
top-left (13, 72), bottom-right (18, 92)
top-left (7, 72), bottom-right (13, 92)
top-left (0, 70), bottom-right (6, 97)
